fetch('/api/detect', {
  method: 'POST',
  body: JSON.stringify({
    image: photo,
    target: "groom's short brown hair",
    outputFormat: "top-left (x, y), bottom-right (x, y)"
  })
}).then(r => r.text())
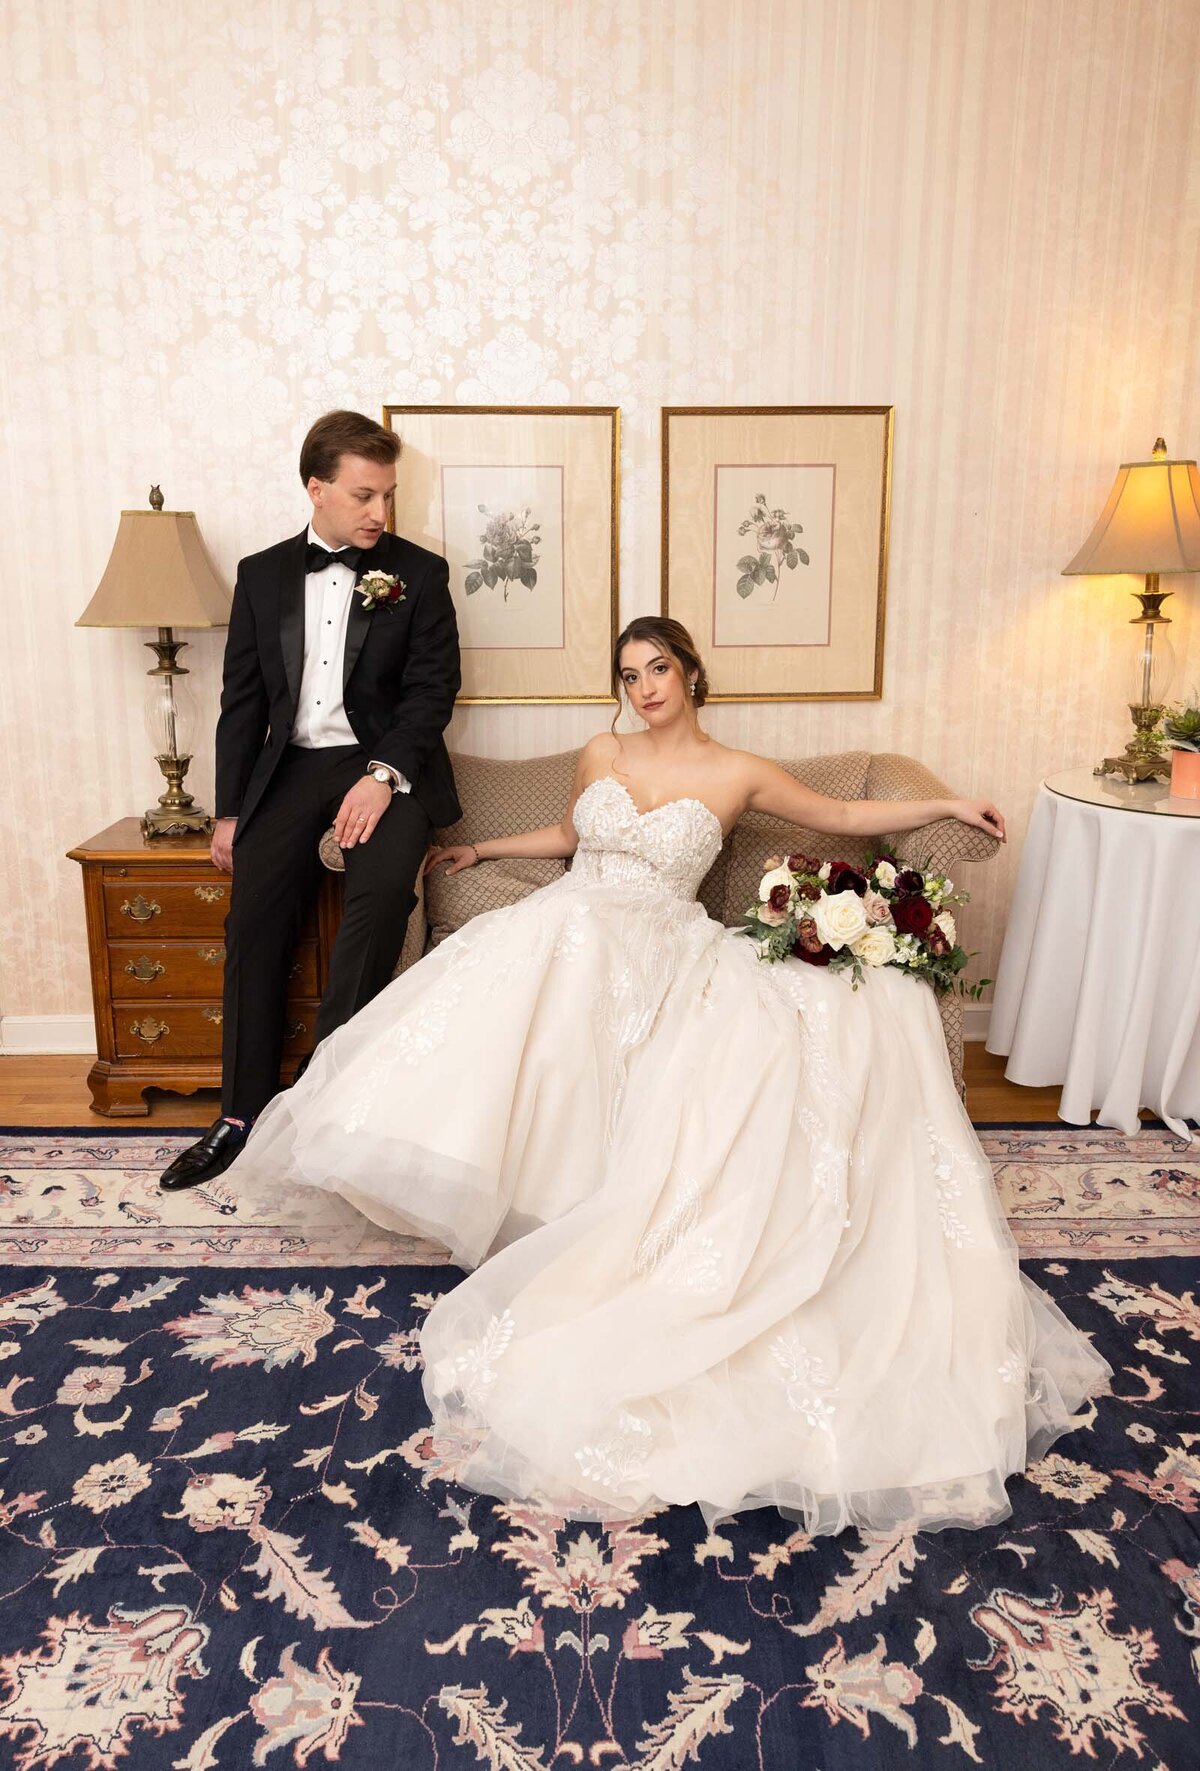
top-left (299, 410), bottom-right (401, 484)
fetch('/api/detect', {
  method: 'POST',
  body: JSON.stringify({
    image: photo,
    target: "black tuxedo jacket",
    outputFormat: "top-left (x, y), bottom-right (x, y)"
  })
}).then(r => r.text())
top-left (214, 527), bottom-right (462, 833)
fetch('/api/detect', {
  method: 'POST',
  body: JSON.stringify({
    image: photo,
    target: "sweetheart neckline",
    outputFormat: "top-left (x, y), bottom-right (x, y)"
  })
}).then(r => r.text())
top-left (580, 775), bottom-right (727, 841)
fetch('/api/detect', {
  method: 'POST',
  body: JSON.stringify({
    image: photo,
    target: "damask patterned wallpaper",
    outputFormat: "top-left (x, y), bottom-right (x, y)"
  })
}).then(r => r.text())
top-left (1, 0), bottom-right (1197, 1028)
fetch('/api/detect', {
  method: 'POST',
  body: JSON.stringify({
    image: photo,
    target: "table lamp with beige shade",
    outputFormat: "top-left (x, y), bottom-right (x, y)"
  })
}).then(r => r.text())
top-left (77, 489), bottom-right (231, 837)
top-left (1062, 437), bottom-right (1200, 783)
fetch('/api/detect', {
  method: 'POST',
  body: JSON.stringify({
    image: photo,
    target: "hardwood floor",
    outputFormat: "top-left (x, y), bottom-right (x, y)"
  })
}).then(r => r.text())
top-left (0, 1047), bottom-right (1072, 1129)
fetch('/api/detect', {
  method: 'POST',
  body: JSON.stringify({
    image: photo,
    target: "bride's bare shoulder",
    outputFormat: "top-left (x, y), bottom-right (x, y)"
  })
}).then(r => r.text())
top-left (704, 740), bottom-right (769, 787)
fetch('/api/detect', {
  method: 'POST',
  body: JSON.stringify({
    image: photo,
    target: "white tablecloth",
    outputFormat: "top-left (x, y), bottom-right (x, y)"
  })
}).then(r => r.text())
top-left (987, 783), bottom-right (1200, 1138)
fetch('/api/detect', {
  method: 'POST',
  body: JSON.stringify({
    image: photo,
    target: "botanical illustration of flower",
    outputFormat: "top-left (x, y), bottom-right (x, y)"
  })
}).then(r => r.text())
top-left (464, 506), bottom-right (541, 601)
top-left (735, 492), bottom-right (809, 600)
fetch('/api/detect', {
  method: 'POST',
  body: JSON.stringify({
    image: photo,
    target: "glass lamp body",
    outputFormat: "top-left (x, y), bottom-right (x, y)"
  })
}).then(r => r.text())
top-left (144, 662), bottom-right (198, 762)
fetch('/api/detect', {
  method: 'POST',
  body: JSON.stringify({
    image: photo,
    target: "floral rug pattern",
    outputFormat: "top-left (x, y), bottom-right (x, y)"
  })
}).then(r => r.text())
top-left (0, 1124), bottom-right (1196, 1267)
top-left (0, 1258), bottom-right (1197, 1769)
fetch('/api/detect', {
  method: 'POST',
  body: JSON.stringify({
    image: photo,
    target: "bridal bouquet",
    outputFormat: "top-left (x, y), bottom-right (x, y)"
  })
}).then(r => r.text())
top-left (741, 851), bottom-right (986, 994)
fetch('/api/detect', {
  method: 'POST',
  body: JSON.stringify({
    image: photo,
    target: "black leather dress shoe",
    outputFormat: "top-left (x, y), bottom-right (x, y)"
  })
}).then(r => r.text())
top-left (159, 1119), bottom-right (248, 1191)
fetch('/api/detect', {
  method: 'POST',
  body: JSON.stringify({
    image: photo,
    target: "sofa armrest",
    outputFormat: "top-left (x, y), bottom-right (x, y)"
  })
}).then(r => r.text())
top-left (864, 753), bottom-right (1001, 874)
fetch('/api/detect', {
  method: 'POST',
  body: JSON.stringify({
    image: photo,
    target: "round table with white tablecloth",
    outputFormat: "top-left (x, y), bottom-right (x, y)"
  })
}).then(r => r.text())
top-left (987, 766), bottom-right (1200, 1139)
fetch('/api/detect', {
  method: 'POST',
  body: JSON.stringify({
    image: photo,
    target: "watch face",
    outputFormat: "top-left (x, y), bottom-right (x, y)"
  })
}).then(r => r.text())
top-left (373, 769), bottom-right (390, 783)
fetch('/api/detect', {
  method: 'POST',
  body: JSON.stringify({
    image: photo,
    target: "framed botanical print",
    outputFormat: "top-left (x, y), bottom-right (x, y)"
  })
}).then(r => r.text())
top-left (383, 405), bottom-right (619, 702)
top-left (661, 406), bottom-right (892, 700)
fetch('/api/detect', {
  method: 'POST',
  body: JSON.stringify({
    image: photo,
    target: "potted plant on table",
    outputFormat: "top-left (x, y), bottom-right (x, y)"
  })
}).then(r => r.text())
top-left (1163, 697), bottom-right (1200, 798)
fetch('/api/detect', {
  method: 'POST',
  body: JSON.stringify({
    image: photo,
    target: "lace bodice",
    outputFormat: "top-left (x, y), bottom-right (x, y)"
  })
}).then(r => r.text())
top-left (569, 777), bottom-right (724, 902)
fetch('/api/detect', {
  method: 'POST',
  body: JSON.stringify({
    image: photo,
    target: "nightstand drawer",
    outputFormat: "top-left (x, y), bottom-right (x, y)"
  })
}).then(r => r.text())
top-left (104, 879), bottom-right (231, 939)
top-left (112, 1000), bottom-right (320, 1060)
top-left (109, 939), bottom-right (319, 1000)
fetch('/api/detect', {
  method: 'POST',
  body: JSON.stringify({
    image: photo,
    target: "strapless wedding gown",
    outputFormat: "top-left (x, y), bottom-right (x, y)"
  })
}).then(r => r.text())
top-left (232, 776), bottom-right (1111, 1534)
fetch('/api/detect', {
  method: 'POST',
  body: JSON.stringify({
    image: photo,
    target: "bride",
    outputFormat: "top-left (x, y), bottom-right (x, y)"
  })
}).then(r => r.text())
top-left (228, 615), bottom-right (1110, 1534)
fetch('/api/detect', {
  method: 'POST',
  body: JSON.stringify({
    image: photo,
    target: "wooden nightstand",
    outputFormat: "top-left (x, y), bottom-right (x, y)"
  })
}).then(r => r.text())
top-left (68, 819), bottom-right (343, 1117)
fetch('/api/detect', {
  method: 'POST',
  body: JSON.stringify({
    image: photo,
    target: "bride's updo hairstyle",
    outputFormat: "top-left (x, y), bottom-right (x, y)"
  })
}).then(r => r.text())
top-left (611, 616), bottom-right (711, 726)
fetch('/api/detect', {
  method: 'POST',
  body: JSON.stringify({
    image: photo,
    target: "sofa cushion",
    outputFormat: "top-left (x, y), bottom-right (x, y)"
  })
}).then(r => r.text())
top-left (721, 751), bottom-right (873, 923)
top-left (426, 750), bottom-right (579, 944)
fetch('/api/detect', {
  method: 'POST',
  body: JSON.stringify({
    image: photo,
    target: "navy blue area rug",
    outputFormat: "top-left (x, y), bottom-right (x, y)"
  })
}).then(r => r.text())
top-left (0, 1259), bottom-right (1196, 1769)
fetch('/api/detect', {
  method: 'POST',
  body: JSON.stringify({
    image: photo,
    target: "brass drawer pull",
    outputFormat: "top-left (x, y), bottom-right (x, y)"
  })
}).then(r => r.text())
top-left (124, 957), bottom-right (165, 984)
top-left (130, 1016), bottom-right (169, 1044)
top-left (120, 896), bottom-right (161, 923)
top-left (197, 946), bottom-right (225, 965)
top-left (286, 1020), bottom-right (308, 1039)
top-left (202, 1007), bottom-right (223, 1024)
top-left (193, 885), bottom-right (227, 904)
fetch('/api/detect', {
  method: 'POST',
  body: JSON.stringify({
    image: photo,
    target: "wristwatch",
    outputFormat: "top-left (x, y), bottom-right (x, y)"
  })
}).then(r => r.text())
top-left (371, 767), bottom-right (395, 789)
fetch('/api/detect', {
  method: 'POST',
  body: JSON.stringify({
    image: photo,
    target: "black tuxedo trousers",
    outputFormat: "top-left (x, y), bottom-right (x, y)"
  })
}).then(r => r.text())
top-left (221, 743), bottom-right (430, 1119)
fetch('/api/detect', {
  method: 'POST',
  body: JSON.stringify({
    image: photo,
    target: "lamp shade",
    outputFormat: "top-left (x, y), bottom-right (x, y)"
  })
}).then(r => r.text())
top-left (77, 508), bottom-right (231, 628)
top-left (1062, 439), bottom-right (1200, 576)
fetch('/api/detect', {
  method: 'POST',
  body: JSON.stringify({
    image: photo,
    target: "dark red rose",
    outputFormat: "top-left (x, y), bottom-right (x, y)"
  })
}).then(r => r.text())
top-left (793, 938), bottom-right (833, 966)
top-left (829, 864), bottom-right (868, 897)
top-left (928, 925), bottom-right (951, 957)
top-left (895, 869), bottom-right (925, 896)
top-left (892, 894), bottom-right (933, 936)
top-left (797, 879), bottom-right (822, 902)
top-left (787, 853), bottom-right (819, 874)
top-left (768, 883), bottom-right (790, 912)
top-left (792, 917), bottom-right (832, 963)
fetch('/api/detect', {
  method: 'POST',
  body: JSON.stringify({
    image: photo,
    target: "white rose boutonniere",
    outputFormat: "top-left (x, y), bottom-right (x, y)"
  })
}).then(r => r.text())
top-left (357, 570), bottom-right (406, 611)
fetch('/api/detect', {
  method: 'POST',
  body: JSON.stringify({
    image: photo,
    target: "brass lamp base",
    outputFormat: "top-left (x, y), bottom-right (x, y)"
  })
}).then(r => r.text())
top-left (141, 752), bottom-right (214, 839)
top-left (1094, 703), bottom-right (1172, 784)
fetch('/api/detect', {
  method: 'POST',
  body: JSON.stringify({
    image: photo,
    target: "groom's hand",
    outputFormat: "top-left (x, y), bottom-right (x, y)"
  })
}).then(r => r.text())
top-left (210, 817), bottom-right (237, 873)
top-left (335, 776), bottom-right (393, 848)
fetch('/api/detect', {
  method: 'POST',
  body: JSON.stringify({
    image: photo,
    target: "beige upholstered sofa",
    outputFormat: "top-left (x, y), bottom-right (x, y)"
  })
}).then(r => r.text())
top-left (324, 749), bottom-right (1000, 1095)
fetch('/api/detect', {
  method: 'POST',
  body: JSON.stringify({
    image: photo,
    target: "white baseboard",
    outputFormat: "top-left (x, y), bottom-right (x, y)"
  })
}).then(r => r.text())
top-left (0, 1015), bottom-right (97, 1056)
top-left (963, 1004), bottom-right (991, 1043)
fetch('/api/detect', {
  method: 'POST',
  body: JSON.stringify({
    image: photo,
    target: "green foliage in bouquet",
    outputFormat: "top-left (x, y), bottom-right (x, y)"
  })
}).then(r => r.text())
top-left (739, 851), bottom-right (990, 998)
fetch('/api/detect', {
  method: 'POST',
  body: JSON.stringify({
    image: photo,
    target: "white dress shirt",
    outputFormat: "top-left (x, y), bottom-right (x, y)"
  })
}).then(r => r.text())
top-left (291, 525), bottom-right (410, 793)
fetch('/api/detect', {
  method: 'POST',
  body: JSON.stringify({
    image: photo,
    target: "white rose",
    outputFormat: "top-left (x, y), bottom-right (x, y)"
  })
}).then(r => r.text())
top-left (873, 860), bottom-right (897, 889)
top-left (934, 911), bottom-right (957, 944)
top-left (811, 890), bottom-right (868, 951)
top-left (818, 862), bottom-right (832, 881)
top-left (758, 863), bottom-right (792, 903)
top-left (852, 925), bottom-right (897, 968)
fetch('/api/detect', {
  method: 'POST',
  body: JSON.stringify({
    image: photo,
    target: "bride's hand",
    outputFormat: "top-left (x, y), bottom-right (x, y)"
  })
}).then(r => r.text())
top-left (423, 844), bottom-right (479, 877)
top-left (948, 799), bottom-right (1006, 842)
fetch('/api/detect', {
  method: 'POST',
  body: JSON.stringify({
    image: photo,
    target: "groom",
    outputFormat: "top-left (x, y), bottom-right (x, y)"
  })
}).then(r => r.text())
top-left (160, 410), bottom-right (461, 1190)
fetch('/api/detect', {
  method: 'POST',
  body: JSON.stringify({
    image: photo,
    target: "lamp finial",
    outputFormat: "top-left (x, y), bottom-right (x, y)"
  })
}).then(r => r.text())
top-left (149, 484), bottom-right (164, 511)
top-left (1152, 437), bottom-right (1167, 460)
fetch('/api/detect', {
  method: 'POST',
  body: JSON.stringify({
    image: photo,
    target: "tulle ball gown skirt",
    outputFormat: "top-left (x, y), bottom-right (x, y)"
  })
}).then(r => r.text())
top-left (233, 785), bottom-right (1111, 1534)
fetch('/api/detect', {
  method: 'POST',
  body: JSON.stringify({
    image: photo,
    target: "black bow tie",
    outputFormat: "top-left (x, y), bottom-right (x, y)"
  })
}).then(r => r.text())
top-left (306, 542), bottom-right (363, 575)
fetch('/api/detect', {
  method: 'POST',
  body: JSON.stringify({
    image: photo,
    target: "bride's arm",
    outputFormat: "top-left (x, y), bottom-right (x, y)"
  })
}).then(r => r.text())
top-left (741, 755), bottom-right (1007, 844)
top-left (426, 743), bottom-right (603, 875)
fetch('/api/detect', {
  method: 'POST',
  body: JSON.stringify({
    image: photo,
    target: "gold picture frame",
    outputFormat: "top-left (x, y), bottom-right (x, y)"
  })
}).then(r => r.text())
top-left (383, 404), bottom-right (620, 703)
top-left (662, 405), bottom-right (892, 701)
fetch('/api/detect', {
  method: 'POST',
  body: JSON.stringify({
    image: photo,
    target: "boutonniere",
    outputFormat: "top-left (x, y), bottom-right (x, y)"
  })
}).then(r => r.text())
top-left (357, 570), bottom-right (406, 611)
